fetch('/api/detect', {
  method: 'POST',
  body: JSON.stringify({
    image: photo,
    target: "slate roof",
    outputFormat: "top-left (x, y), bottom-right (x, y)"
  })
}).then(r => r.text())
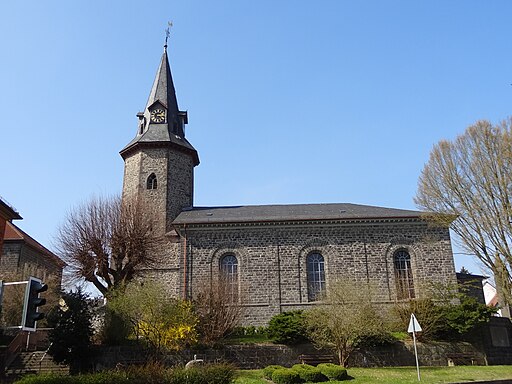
top-left (172, 203), bottom-right (423, 225)
top-left (4, 222), bottom-right (66, 267)
top-left (121, 123), bottom-right (198, 155)
top-left (120, 46), bottom-right (199, 164)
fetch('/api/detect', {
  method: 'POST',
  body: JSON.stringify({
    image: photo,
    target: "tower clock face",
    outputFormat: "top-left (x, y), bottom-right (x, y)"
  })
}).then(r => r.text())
top-left (150, 108), bottom-right (166, 123)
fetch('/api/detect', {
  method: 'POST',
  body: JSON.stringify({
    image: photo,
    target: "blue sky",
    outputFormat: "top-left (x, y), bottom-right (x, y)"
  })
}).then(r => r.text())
top-left (1, 1), bottom-right (511, 281)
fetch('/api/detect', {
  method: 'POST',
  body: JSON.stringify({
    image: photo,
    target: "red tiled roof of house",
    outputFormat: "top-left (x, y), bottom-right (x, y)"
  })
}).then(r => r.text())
top-left (3, 222), bottom-right (66, 267)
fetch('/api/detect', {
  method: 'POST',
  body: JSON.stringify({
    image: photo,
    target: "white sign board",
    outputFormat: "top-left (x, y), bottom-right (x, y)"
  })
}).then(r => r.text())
top-left (408, 313), bottom-right (422, 333)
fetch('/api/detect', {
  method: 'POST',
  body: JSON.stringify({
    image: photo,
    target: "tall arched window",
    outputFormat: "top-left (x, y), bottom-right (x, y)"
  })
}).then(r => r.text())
top-left (307, 252), bottom-right (326, 301)
top-left (147, 173), bottom-right (157, 189)
top-left (220, 254), bottom-right (238, 302)
top-left (394, 250), bottom-right (415, 300)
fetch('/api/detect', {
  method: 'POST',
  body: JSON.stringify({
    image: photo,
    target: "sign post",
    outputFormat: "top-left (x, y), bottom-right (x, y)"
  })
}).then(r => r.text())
top-left (407, 313), bottom-right (422, 382)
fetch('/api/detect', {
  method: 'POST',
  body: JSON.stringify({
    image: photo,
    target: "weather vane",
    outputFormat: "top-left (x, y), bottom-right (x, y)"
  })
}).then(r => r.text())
top-left (165, 21), bottom-right (173, 46)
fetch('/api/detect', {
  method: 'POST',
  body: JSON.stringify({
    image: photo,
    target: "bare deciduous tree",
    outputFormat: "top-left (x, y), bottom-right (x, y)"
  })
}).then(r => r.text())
top-left (56, 196), bottom-right (160, 295)
top-left (415, 119), bottom-right (512, 314)
top-left (193, 276), bottom-right (244, 346)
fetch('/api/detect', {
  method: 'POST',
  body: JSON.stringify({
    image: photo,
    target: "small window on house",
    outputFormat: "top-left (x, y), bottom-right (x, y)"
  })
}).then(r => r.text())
top-left (147, 173), bottom-right (157, 189)
top-left (220, 254), bottom-right (238, 302)
top-left (307, 252), bottom-right (326, 301)
top-left (394, 250), bottom-right (415, 300)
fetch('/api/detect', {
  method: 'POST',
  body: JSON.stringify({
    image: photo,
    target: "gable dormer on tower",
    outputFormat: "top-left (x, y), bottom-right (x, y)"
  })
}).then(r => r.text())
top-left (120, 44), bottom-right (199, 232)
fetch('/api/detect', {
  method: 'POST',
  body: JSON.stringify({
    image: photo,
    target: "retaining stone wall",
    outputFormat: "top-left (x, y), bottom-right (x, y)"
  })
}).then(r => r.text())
top-left (94, 341), bottom-right (493, 370)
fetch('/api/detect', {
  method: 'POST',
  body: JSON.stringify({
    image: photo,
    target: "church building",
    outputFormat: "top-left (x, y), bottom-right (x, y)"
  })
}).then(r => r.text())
top-left (120, 44), bottom-right (457, 325)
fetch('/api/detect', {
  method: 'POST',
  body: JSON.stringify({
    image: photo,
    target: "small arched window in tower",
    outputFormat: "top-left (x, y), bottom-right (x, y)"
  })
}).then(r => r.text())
top-left (394, 249), bottom-right (415, 300)
top-left (146, 173), bottom-right (157, 190)
top-left (220, 254), bottom-right (238, 302)
top-left (307, 252), bottom-right (326, 301)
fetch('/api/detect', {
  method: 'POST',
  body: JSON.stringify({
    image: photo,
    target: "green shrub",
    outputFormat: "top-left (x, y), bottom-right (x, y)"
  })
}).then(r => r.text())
top-left (168, 367), bottom-right (202, 384)
top-left (232, 326), bottom-right (245, 336)
top-left (202, 364), bottom-right (236, 384)
top-left (232, 325), bottom-right (266, 337)
top-left (14, 372), bottom-right (130, 384)
top-left (271, 368), bottom-right (302, 384)
top-left (169, 363), bottom-right (235, 384)
top-left (98, 307), bottom-right (132, 346)
top-left (80, 371), bottom-right (131, 384)
top-left (15, 374), bottom-right (69, 384)
top-left (14, 364), bottom-right (234, 384)
top-left (124, 362), bottom-right (171, 384)
top-left (292, 364), bottom-right (327, 382)
top-left (263, 364), bottom-right (285, 379)
top-left (357, 332), bottom-right (398, 347)
top-left (267, 310), bottom-right (307, 345)
top-left (317, 363), bottom-right (348, 381)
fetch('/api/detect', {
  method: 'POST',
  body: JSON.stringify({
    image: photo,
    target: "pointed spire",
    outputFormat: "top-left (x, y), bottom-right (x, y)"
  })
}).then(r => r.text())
top-left (144, 46), bottom-right (179, 118)
top-left (120, 43), bottom-right (199, 165)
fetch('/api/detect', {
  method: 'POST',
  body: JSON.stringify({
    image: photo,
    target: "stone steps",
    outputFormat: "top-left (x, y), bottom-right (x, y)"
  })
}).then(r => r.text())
top-left (6, 351), bottom-right (69, 376)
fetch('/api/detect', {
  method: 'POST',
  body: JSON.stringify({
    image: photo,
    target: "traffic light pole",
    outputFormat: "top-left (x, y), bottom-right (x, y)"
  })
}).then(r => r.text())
top-left (2, 281), bottom-right (28, 286)
top-left (1, 281), bottom-right (29, 331)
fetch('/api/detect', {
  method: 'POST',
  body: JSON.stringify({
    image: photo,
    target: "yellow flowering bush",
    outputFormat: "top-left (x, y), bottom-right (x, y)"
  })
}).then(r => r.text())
top-left (109, 282), bottom-right (198, 354)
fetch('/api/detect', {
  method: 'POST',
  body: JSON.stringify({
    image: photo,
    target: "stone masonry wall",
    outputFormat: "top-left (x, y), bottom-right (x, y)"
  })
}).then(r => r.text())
top-left (166, 150), bottom-right (194, 230)
top-left (94, 341), bottom-right (488, 370)
top-left (1, 242), bottom-right (62, 285)
top-left (1, 242), bottom-right (21, 272)
top-left (122, 147), bottom-right (194, 236)
top-left (122, 146), bottom-right (195, 297)
top-left (179, 220), bottom-right (456, 325)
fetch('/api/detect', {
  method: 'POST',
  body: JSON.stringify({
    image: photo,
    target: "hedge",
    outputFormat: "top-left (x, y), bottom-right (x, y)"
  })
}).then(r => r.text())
top-left (263, 365), bottom-right (285, 380)
top-left (317, 363), bottom-right (348, 381)
top-left (271, 368), bottom-right (302, 384)
top-left (14, 363), bottom-right (234, 384)
top-left (292, 364), bottom-right (327, 382)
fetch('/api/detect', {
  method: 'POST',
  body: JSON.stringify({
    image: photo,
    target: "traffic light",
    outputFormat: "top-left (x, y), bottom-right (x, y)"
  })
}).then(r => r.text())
top-left (22, 277), bottom-right (48, 331)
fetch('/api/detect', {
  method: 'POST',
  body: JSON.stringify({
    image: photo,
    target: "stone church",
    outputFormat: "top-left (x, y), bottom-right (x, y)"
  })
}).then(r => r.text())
top-left (120, 45), bottom-right (457, 325)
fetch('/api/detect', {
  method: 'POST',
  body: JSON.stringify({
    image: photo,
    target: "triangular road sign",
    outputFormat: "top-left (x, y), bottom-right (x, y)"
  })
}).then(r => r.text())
top-left (408, 313), bottom-right (422, 333)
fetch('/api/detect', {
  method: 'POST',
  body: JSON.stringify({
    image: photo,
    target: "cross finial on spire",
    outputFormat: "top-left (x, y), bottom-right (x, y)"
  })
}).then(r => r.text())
top-left (164, 21), bottom-right (173, 51)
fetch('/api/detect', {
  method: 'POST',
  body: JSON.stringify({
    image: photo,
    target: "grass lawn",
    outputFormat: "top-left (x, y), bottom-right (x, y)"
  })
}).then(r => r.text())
top-left (235, 366), bottom-right (512, 384)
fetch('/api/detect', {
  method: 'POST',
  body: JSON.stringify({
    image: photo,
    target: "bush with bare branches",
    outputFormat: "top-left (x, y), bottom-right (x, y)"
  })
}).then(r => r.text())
top-left (304, 281), bottom-right (390, 367)
top-left (193, 277), bottom-right (245, 346)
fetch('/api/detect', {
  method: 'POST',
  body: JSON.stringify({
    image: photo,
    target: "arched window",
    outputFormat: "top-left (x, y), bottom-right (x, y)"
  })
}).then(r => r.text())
top-left (394, 250), bottom-right (415, 300)
top-left (146, 173), bottom-right (157, 189)
top-left (220, 254), bottom-right (238, 302)
top-left (307, 252), bottom-right (326, 301)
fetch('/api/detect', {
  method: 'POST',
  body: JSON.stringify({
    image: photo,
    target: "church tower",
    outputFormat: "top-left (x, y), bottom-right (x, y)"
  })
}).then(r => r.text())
top-left (120, 44), bottom-right (199, 236)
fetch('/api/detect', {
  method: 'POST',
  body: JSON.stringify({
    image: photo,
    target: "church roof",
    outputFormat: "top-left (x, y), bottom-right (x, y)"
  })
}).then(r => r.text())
top-left (120, 45), bottom-right (199, 164)
top-left (172, 203), bottom-right (424, 225)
